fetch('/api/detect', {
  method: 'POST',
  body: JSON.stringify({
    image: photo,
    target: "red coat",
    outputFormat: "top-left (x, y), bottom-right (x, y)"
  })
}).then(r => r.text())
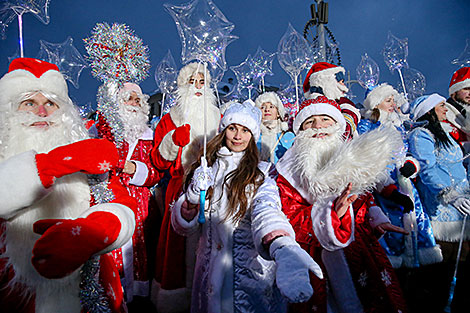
top-left (277, 174), bottom-right (407, 313)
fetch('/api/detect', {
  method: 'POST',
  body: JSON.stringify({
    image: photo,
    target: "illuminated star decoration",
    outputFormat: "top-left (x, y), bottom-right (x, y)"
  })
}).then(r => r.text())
top-left (37, 37), bottom-right (88, 89)
top-left (251, 46), bottom-right (276, 82)
top-left (164, 0), bottom-right (237, 70)
top-left (452, 38), bottom-right (470, 67)
top-left (231, 54), bottom-right (256, 99)
top-left (84, 22), bottom-right (150, 84)
top-left (382, 31), bottom-right (409, 73)
top-left (1, 0), bottom-right (50, 40)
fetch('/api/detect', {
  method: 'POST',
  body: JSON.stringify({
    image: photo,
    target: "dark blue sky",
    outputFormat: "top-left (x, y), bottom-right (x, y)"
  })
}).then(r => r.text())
top-left (1, 0), bottom-right (469, 108)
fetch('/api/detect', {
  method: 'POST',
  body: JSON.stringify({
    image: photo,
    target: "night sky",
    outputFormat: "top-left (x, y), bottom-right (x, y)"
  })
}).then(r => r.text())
top-left (1, 0), bottom-right (469, 109)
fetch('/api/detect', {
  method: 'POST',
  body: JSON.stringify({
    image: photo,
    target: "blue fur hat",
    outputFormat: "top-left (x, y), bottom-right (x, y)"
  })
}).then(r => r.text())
top-left (408, 93), bottom-right (446, 121)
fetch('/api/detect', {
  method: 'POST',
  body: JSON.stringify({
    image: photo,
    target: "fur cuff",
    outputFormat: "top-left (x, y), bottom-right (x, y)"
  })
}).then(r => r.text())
top-left (438, 187), bottom-right (466, 205)
top-left (170, 194), bottom-right (199, 236)
top-left (368, 205), bottom-right (390, 228)
top-left (128, 160), bottom-right (148, 186)
top-left (82, 203), bottom-right (136, 254)
top-left (404, 156), bottom-right (420, 178)
top-left (0, 150), bottom-right (51, 219)
top-left (159, 130), bottom-right (179, 162)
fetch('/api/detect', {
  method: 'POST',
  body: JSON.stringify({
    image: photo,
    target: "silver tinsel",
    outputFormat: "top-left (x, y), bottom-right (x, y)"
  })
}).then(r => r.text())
top-left (88, 173), bottom-right (116, 204)
top-left (79, 256), bottom-right (112, 313)
top-left (97, 82), bottom-right (125, 148)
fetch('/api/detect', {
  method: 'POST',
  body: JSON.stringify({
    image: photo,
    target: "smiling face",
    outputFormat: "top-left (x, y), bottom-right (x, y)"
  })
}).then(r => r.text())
top-left (434, 101), bottom-right (448, 122)
top-left (260, 101), bottom-right (279, 121)
top-left (17, 92), bottom-right (59, 128)
top-left (301, 114), bottom-right (336, 138)
top-left (377, 95), bottom-right (396, 113)
top-left (225, 123), bottom-right (253, 152)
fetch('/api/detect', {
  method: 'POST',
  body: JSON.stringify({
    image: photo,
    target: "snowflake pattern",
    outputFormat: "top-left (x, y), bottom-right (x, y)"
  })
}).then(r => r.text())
top-left (71, 226), bottom-right (81, 236)
top-left (358, 271), bottom-right (368, 287)
top-left (381, 269), bottom-right (392, 286)
top-left (98, 161), bottom-right (112, 172)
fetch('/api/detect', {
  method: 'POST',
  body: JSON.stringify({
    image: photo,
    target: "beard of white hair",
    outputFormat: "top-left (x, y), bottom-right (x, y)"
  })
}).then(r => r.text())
top-left (118, 102), bottom-right (149, 144)
top-left (0, 103), bottom-right (89, 161)
top-left (320, 75), bottom-right (349, 100)
top-left (292, 123), bottom-right (344, 195)
top-left (378, 109), bottom-right (408, 128)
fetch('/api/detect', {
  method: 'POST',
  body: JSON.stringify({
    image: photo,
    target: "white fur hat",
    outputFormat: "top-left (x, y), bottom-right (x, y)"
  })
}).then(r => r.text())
top-left (219, 100), bottom-right (262, 141)
top-left (254, 91), bottom-right (286, 119)
top-left (409, 93), bottom-right (446, 121)
top-left (0, 58), bottom-right (70, 111)
top-left (177, 62), bottom-right (212, 88)
top-left (363, 83), bottom-right (399, 111)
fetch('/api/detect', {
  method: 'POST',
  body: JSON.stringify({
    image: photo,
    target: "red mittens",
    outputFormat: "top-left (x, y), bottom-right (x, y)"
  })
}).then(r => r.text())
top-left (172, 124), bottom-right (191, 147)
top-left (35, 139), bottom-right (119, 188)
top-left (31, 211), bottom-right (121, 279)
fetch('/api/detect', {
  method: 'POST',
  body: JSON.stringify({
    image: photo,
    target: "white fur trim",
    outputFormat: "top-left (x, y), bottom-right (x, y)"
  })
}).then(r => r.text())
top-left (363, 83), bottom-right (398, 111)
top-left (128, 160), bottom-right (148, 186)
top-left (219, 110), bottom-right (261, 141)
top-left (177, 62), bottom-right (211, 88)
top-left (449, 79), bottom-right (470, 96)
top-left (445, 101), bottom-right (470, 133)
top-left (170, 194), bottom-right (200, 236)
top-left (0, 150), bottom-right (51, 219)
top-left (159, 130), bottom-right (179, 162)
top-left (404, 156), bottom-right (420, 179)
top-left (311, 197), bottom-right (354, 251)
top-left (150, 279), bottom-right (191, 313)
top-left (293, 102), bottom-right (346, 134)
top-left (0, 66), bottom-right (69, 112)
top-left (309, 66), bottom-right (344, 87)
top-left (430, 218), bottom-right (470, 242)
top-left (412, 93), bottom-right (446, 121)
top-left (321, 249), bottom-right (364, 312)
top-left (368, 205), bottom-right (391, 228)
top-left (81, 202), bottom-right (136, 254)
top-left (255, 92), bottom-right (286, 118)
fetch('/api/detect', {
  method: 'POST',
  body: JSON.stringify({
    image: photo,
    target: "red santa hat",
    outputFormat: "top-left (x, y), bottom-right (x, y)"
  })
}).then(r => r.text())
top-left (449, 67), bottom-right (470, 96)
top-left (303, 62), bottom-right (345, 97)
top-left (176, 62), bottom-right (212, 88)
top-left (293, 96), bottom-right (346, 134)
top-left (0, 58), bottom-right (70, 111)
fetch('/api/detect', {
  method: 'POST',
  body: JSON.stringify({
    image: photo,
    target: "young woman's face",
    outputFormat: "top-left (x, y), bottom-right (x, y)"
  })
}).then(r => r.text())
top-left (260, 102), bottom-right (279, 121)
top-left (434, 101), bottom-right (448, 122)
top-left (377, 95), bottom-right (396, 112)
top-left (225, 123), bottom-right (252, 152)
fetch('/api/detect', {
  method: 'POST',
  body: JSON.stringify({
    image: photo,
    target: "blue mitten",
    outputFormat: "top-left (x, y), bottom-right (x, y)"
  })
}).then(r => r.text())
top-left (270, 236), bottom-right (323, 303)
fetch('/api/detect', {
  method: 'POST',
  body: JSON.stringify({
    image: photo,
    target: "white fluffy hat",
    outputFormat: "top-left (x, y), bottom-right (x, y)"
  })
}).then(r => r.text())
top-left (177, 62), bottom-right (212, 88)
top-left (362, 83), bottom-right (399, 112)
top-left (0, 58), bottom-right (70, 111)
top-left (219, 100), bottom-right (262, 141)
top-left (254, 91), bottom-right (286, 119)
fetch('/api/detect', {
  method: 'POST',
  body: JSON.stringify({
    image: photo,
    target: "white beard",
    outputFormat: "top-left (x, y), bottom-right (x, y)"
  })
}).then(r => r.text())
top-left (318, 76), bottom-right (349, 100)
top-left (118, 103), bottom-right (149, 144)
top-left (259, 120), bottom-right (283, 162)
top-left (1, 108), bottom-right (88, 160)
top-left (378, 109), bottom-right (408, 128)
top-left (171, 84), bottom-right (220, 167)
top-left (0, 108), bottom-right (91, 310)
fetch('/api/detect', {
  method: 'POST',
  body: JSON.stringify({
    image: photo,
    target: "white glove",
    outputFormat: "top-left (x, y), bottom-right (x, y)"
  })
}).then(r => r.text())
top-left (451, 197), bottom-right (470, 215)
top-left (186, 158), bottom-right (214, 204)
top-left (270, 236), bottom-right (323, 303)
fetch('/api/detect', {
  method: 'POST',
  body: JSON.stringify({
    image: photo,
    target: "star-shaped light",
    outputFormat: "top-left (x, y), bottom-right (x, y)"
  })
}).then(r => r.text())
top-left (452, 38), bottom-right (470, 67)
top-left (37, 37), bottom-right (88, 89)
top-left (164, 0), bottom-right (237, 70)
top-left (382, 31), bottom-right (409, 73)
top-left (251, 46), bottom-right (276, 81)
top-left (230, 54), bottom-right (254, 90)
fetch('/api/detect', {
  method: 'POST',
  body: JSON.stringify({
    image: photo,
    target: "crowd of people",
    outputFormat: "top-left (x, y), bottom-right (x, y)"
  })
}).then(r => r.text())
top-left (1, 57), bottom-right (470, 313)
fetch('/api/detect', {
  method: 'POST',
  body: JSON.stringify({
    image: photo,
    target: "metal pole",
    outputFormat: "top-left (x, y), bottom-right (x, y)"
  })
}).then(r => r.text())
top-left (316, 0), bottom-right (326, 62)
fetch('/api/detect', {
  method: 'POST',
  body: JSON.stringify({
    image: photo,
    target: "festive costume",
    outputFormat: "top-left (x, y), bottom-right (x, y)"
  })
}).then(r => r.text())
top-left (358, 84), bottom-right (442, 268)
top-left (150, 63), bottom-right (221, 312)
top-left (171, 101), bottom-right (322, 312)
top-left (303, 62), bottom-right (361, 139)
top-left (95, 82), bottom-right (162, 302)
top-left (0, 58), bottom-right (136, 313)
top-left (255, 92), bottom-right (294, 163)
top-left (276, 97), bottom-right (407, 313)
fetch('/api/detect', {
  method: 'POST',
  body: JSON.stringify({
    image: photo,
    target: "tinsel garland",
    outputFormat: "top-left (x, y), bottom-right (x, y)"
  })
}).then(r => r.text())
top-left (78, 174), bottom-right (116, 312)
top-left (84, 22), bottom-right (150, 84)
top-left (79, 256), bottom-right (111, 313)
top-left (96, 83), bottom-right (125, 148)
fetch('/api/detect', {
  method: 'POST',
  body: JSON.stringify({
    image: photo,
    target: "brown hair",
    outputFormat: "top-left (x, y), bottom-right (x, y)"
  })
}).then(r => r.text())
top-left (370, 108), bottom-right (381, 123)
top-left (184, 128), bottom-right (265, 222)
